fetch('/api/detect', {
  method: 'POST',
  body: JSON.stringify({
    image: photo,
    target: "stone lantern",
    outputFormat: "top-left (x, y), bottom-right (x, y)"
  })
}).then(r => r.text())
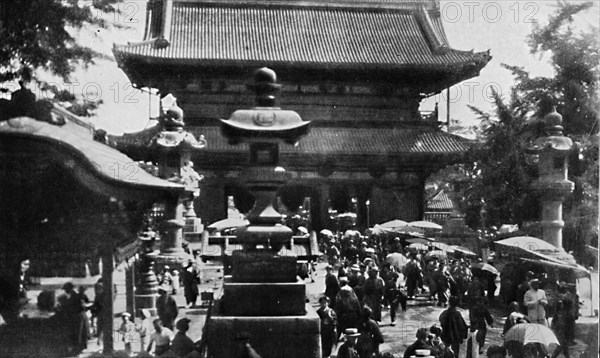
top-left (526, 107), bottom-right (575, 250)
top-left (149, 98), bottom-right (207, 266)
top-left (203, 68), bottom-right (319, 358)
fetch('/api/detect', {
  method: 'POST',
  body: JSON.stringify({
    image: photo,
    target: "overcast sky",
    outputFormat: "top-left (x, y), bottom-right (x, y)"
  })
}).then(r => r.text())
top-left (32, 0), bottom-right (600, 134)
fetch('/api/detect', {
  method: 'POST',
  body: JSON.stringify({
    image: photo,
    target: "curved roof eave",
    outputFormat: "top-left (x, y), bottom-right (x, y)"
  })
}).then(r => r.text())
top-left (0, 117), bottom-right (185, 202)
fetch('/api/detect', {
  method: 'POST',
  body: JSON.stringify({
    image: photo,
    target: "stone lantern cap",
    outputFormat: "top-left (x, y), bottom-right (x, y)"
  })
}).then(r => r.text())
top-left (152, 131), bottom-right (206, 150)
top-left (526, 107), bottom-right (574, 154)
top-left (220, 67), bottom-right (310, 144)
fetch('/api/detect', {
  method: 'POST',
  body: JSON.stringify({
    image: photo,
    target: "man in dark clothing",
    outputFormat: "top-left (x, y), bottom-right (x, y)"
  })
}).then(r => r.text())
top-left (325, 265), bottom-right (341, 308)
top-left (157, 285), bottom-right (179, 330)
top-left (182, 259), bottom-right (200, 308)
top-left (171, 317), bottom-right (200, 357)
top-left (469, 298), bottom-right (494, 354)
top-left (439, 296), bottom-right (468, 358)
top-left (404, 257), bottom-right (422, 299)
top-left (403, 328), bottom-right (434, 358)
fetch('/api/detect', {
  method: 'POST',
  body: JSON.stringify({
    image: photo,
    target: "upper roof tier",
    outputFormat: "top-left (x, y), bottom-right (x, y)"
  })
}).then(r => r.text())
top-left (113, 0), bottom-right (490, 75)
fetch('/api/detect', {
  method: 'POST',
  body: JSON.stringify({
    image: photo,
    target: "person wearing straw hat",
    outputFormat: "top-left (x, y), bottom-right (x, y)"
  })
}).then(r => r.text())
top-left (119, 312), bottom-right (137, 354)
top-left (523, 279), bottom-right (548, 326)
top-left (138, 309), bottom-right (154, 352)
top-left (317, 296), bottom-right (338, 358)
top-left (157, 284), bottom-right (179, 330)
top-left (337, 328), bottom-right (361, 358)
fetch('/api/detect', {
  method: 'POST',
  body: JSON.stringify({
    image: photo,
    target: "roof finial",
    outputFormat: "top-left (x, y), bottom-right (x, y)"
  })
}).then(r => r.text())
top-left (250, 67), bottom-right (281, 107)
top-left (543, 106), bottom-right (564, 136)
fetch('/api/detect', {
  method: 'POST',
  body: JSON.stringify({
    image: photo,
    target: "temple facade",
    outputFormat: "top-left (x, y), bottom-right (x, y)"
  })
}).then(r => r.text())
top-left (112, 0), bottom-right (491, 230)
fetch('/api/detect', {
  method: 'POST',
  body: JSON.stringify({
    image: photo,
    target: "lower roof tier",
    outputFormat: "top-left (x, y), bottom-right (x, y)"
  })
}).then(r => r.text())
top-left (110, 124), bottom-right (474, 171)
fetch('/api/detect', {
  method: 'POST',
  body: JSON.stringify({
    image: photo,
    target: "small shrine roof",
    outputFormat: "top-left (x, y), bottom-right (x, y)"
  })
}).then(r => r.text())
top-left (427, 189), bottom-right (454, 210)
top-left (113, 0), bottom-right (490, 71)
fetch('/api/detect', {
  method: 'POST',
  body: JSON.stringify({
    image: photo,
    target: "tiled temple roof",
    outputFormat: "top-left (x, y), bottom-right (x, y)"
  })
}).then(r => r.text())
top-left (111, 124), bottom-right (473, 156)
top-left (113, 0), bottom-right (490, 70)
top-left (427, 189), bottom-right (454, 210)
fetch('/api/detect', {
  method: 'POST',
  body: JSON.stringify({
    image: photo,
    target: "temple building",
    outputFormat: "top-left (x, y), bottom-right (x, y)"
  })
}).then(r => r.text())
top-left (112, 0), bottom-right (491, 230)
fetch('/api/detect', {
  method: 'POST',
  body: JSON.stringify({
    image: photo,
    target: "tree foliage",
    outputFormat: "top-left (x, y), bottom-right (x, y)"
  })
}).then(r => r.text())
top-left (462, 1), bottom-right (598, 258)
top-left (0, 0), bottom-right (120, 82)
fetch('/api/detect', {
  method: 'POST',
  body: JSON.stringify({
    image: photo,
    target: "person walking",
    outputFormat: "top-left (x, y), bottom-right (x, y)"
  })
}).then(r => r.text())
top-left (147, 318), bottom-right (174, 356)
top-left (317, 296), bottom-right (338, 358)
top-left (335, 278), bottom-right (362, 340)
top-left (182, 259), bottom-right (200, 308)
top-left (523, 279), bottom-right (548, 325)
top-left (356, 306), bottom-right (384, 358)
top-left (171, 317), bottom-right (200, 357)
top-left (138, 309), bottom-right (154, 352)
top-left (384, 272), bottom-right (402, 326)
top-left (439, 296), bottom-right (468, 358)
top-left (362, 267), bottom-right (385, 322)
top-left (469, 297), bottom-right (494, 355)
top-left (337, 328), bottom-right (361, 358)
top-left (404, 256), bottom-right (422, 299)
top-left (325, 265), bottom-right (341, 308)
top-left (550, 299), bottom-right (573, 358)
top-left (118, 312), bottom-right (137, 355)
top-left (157, 284), bottom-right (179, 330)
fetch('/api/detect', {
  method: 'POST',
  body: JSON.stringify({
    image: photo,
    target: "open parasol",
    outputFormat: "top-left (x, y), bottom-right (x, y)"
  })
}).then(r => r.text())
top-left (495, 236), bottom-right (561, 254)
top-left (504, 323), bottom-right (559, 348)
top-left (470, 262), bottom-right (499, 275)
top-left (207, 217), bottom-right (249, 231)
top-left (407, 243), bottom-right (429, 251)
top-left (379, 219), bottom-right (409, 228)
top-left (449, 245), bottom-right (478, 257)
top-left (409, 220), bottom-right (443, 230)
top-left (424, 250), bottom-right (447, 262)
top-left (385, 252), bottom-right (409, 271)
top-left (429, 242), bottom-right (452, 252)
top-left (319, 229), bottom-right (334, 236)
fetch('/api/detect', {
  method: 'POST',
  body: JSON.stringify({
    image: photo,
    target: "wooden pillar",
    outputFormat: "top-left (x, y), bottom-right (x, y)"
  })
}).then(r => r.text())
top-left (125, 260), bottom-right (135, 316)
top-left (319, 183), bottom-right (330, 230)
top-left (101, 247), bottom-right (115, 355)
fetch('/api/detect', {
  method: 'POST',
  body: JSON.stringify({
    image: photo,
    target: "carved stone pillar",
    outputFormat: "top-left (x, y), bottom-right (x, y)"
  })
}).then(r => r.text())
top-left (156, 195), bottom-right (190, 267)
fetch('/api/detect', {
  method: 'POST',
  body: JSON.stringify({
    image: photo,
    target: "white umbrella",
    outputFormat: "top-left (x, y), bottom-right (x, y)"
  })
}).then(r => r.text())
top-left (429, 242), bottom-right (451, 252)
top-left (504, 323), bottom-right (559, 348)
top-left (379, 219), bottom-right (409, 228)
top-left (408, 243), bottom-right (429, 251)
top-left (495, 236), bottom-right (560, 254)
top-left (385, 252), bottom-right (409, 270)
top-left (409, 220), bottom-right (443, 230)
top-left (320, 229), bottom-right (334, 236)
top-left (449, 245), bottom-right (478, 257)
top-left (207, 218), bottom-right (249, 231)
top-left (470, 262), bottom-right (500, 275)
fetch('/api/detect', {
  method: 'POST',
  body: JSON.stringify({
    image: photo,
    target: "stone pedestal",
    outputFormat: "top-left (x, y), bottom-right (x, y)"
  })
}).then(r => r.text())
top-left (135, 251), bottom-right (159, 313)
top-left (206, 303), bottom-right (321, 358)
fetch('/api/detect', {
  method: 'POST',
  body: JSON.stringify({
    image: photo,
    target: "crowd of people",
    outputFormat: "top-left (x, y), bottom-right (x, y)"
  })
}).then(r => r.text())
top-left (318, 229), bottom-right (583, 358)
